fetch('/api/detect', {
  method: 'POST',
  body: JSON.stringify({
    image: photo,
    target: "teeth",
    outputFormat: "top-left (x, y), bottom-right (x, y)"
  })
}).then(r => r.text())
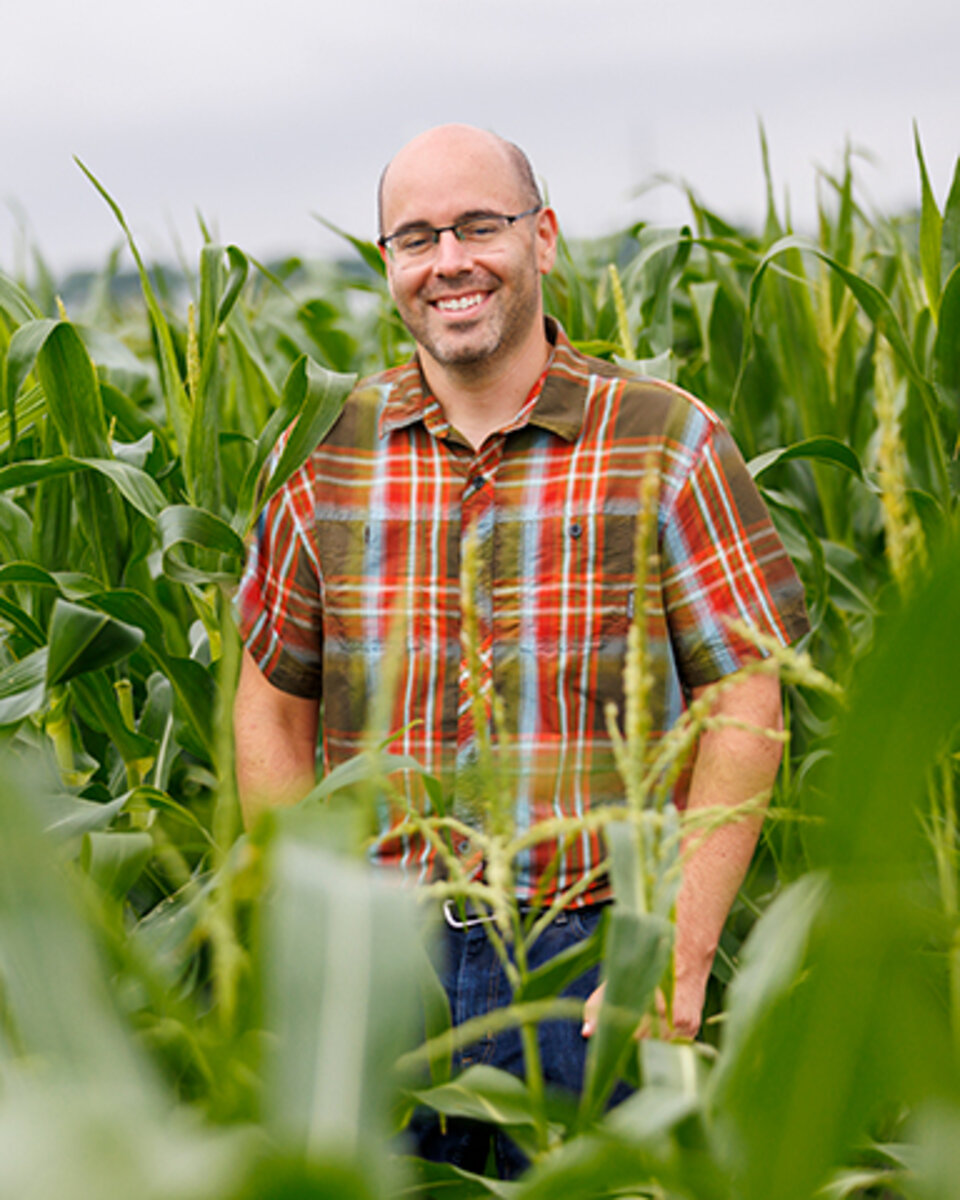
top-left (435, 294), bottom-right (483, 312)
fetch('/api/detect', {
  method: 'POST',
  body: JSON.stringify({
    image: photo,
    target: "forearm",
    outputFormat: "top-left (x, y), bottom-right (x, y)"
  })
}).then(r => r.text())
top-left (234, 649), bottom-right (320, 827)
top-left (672, 670), bottom-right (784, 1034)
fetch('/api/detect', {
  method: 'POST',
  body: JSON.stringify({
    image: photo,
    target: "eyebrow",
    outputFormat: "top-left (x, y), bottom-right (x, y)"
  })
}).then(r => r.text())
top-left (387, 209), bottom-right (503, 236)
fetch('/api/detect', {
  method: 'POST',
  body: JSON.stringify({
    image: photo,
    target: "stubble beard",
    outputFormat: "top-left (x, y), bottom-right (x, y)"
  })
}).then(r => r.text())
top-left (400, 263), bottom-right (542, 374)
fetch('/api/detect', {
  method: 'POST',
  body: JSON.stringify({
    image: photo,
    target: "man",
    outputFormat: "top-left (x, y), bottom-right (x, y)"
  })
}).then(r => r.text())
top-left (234, 124), bottom-right (808, 1166)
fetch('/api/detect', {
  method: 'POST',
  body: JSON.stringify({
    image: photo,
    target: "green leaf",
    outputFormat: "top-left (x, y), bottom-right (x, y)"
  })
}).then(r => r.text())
top-left (748, 436), bottom-right (866, 482)
top-left (4, 319), bottom-right (59, 427)
top-left (412, 1064), bottom-right (540, 1128)
top-left (515, 922), bottom-right (605, 1005)
top-left (0, 269), bottom-right (43, 325)
top-left (81, 830), bottom-right (153, 900)
top-left (914, 124), bottom-right (943, 312)
top-left (0, 763), bottom-right (151, 1081)
top-left (578, 909), bottom-right (673, 1127)
top-left (218, 245), bottom-right (249, 326)
top-left (0, 647), bottom-right (48, 725)
top-left (313, 215), bottom-right (386, 278)
top-left (689, 280), bottom-right (719, 362)
top-left (157, 504), bottom-right (247, 585)
top-left (75, 159), bottom-right (192, 457)
top-left (399, 1156), bottom-right (517, 1198)
top-left (39, 791), bottom-right (130, 841)
top-left (708, 874), bottom-right (825, 1094)
top-left (76, 324), bottom-right (153, 396)
top-left (46, 598), bottom-right (144, 687)
top-left (0, 495), bottom-right (32, 559)
top-left (707, 535), bottom-right (960, 1200)
top-left (34, 322), bottom-right (130, 584)
top-left (0, 594), bottom-right (45, 647)
top-left (941, 155), bottom-right (960, 283)
top-left (934, 264), bottom-right (960, 404)
top-left (74, 589), bottom-right (216, 758)
top-left (302, 748), bottom-right (426, 804)
top-left (0, 455), bottom-right (166, 521)
top-left (249, 355), bottom-right (355, 533)
top-left (262, 840), bottom-right (421, 1159)
top-left (0, 383), bottom-right (46, 454)
top-left (70, 672), bottom-right (156, 765)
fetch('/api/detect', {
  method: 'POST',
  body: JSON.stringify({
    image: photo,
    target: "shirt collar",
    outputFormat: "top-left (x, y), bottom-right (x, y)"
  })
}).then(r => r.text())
top-left (377, 317), bottom-right (593, 443)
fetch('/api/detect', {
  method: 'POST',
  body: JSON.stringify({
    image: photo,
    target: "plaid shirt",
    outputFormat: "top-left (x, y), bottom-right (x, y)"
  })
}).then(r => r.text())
top-left (237, 320), bottom-right (809, 903)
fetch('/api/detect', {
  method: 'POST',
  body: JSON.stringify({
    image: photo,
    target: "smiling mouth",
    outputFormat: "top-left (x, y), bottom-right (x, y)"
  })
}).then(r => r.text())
top-left (432, 292), bottom-right (487, 314)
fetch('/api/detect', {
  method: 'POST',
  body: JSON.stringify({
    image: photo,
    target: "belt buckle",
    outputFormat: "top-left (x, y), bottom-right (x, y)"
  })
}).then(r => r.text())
top-left (442, 898), bottom-right (492, 929)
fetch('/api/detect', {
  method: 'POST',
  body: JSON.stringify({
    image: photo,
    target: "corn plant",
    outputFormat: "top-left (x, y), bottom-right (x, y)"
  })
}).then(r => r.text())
top-left (1, 132), bottom-right (959, 1198)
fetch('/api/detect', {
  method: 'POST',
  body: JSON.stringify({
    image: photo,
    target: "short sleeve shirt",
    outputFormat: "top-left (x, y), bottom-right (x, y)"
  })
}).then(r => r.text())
top-left (236, 320), bottom-right (809, 903)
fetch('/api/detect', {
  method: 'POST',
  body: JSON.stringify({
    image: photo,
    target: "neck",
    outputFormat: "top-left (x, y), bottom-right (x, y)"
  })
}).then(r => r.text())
top-left (421, 322), bottom-right (551, 451)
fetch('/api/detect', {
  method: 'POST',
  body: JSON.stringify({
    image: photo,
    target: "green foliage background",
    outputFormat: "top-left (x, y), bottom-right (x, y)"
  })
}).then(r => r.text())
top-left (1, 133), bottom-right (960, 1197)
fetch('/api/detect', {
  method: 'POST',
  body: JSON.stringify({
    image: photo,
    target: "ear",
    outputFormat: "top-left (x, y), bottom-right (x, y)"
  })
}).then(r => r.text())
top-left (535, 207), bottom-right (559, 276)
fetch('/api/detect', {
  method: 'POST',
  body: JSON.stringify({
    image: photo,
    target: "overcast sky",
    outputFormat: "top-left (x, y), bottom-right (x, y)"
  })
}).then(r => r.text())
top-left (3, 0), bottom-right (958, 276)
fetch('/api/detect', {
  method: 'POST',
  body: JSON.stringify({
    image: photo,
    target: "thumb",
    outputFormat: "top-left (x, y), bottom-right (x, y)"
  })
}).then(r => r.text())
top-left (581, 981), bottom-right (605, 1038)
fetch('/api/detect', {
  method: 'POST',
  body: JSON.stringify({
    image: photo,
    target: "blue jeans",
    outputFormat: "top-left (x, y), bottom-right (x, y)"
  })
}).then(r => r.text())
top-left (410, 904), bottom-right (618, 1179)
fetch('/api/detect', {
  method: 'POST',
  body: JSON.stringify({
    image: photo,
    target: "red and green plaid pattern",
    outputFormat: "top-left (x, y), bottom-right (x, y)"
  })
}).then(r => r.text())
top-left (237, 320), bottom-right (809, 903)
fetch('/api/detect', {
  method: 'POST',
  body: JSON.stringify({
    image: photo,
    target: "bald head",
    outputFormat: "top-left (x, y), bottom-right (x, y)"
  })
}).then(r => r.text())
top-left (377, 124), bottom-right (543, 236)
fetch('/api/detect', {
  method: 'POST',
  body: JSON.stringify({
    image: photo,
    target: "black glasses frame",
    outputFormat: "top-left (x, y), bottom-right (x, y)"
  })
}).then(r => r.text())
top-left (378, 205), bottom-right (541, 256)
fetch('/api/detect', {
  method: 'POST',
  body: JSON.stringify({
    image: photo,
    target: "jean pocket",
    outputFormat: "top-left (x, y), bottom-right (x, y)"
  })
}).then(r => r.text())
top-left (569, 903), bottom-right (607, 942)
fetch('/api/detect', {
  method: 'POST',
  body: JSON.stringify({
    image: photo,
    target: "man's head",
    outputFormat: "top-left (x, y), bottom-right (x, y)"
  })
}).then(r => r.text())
top-left (377, 130), bottom-right (543, 235)
top-left (377, 124), bottom-right (558, 378)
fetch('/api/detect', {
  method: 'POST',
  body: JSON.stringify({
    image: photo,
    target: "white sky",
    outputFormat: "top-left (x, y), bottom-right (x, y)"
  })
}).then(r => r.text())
top-left (3, 0), bottom-right (959, 276)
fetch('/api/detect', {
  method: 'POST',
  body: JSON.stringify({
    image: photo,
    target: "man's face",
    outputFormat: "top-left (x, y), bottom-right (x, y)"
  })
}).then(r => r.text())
top-left (379, 130), bottom-right (557, 373)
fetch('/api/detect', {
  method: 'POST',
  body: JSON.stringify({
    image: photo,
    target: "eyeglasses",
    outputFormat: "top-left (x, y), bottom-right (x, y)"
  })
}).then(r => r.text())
top-left (378, 205), bottom-right (541, 262)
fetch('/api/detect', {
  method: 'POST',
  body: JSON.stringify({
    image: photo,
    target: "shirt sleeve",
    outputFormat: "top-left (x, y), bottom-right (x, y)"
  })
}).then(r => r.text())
top-left (234, 459), bottom-right (324, 698)
top-left (661, 418), bottom-right (810, 690)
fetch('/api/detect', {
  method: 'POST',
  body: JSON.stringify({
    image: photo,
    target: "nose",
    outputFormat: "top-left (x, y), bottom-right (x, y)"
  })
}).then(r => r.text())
top-left (432, 227), bottom-right (473, 273)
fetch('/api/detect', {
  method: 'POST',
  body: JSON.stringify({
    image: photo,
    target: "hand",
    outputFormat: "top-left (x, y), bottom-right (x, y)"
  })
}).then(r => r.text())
top-left (581, 982), bottom-right (696, 1040)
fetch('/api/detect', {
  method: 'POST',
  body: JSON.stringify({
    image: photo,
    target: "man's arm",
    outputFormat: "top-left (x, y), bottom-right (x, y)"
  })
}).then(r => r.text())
top-left (669, 668), bottom-right (783, 1037)
top-left (234, 648), bottom-right (321, 828)
top-left (582, 668), bottom-right (784, 1039)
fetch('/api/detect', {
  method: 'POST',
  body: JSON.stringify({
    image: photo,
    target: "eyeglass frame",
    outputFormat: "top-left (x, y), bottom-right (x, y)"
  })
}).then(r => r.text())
top-left (377, 205), bottom-right (542, 259)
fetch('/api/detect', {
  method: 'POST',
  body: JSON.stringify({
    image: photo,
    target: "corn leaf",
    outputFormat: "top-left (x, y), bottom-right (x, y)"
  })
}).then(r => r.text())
top-left (46, 598), bottom-right (144, 687)
top-left (914, 124), bottom-right (943, 313)
top-left (934, 264), bottom-right (960, 405)
top-left (4, 319), bottom-right (58, 429)
top-left (0, 764), bottom-right (151, 1081)
top-left (314, 215), bottom-right (386, 278)
top-left (157, 504), bottom-right (246, 585)
top-left (78, 588), bottom-right (215, 757)
top-left (0, 271), bottom-right (43, 325)
top-left (708, 535), bottom-right (960, 1200)
top-left (0, 455), bottom-right (167, 521)
top-left (81, 830), bottom-right (154, 900)
top-left (70, 671), bottom-right (156, 765)
top-left (34, 322), bottom-right (130, 584)
top-left (75, 159), bottom-right (192, 458)
top-left (578, 910), bottom-right (672, 1128)
top-left (0, 595), bottom-right (45, 647)
top-left (262, 839), bottom-right (421, 1165)
top-left (515, 922), bottom-right (606, 1005)
top-left (0, 647), bottom-right (48, 725)
top-left (748, 437), bottom-right (865, 482)
top-left (243, 355), bottom-right (355, 535)
top-left (39, 790), bottom-right (130, 842)
top-left (941, 156), bottom-right (960, 284)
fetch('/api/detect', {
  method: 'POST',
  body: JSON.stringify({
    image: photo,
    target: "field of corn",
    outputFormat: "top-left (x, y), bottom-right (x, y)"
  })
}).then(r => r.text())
top-left (1, 132), bottom-right (959, 1199)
